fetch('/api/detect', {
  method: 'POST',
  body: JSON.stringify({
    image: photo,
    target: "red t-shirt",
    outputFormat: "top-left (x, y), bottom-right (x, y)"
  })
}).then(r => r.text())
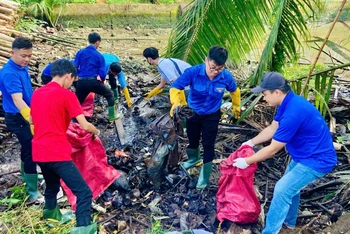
top-left (31, 82), bottom-right (83, 162)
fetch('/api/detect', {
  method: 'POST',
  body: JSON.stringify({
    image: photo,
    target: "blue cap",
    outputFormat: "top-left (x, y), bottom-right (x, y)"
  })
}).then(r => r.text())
top-left (252, 72), bottom-right (288, 93)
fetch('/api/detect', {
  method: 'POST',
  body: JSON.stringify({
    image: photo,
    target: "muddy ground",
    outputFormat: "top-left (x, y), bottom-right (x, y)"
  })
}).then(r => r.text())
top-left (1, 25), bottom-right (350, 234)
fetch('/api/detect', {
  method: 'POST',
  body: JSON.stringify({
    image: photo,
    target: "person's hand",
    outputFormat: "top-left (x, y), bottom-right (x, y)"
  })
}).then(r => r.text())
top-left (242, 140), bottom-right (255, 147)
top-left (30, 124), bottom-right (34, 135)
top-left (144, 87), bottom-right (163, 100)
top-left (170, 103), bottom-right (181, 117)
top-left (232, 158), bottom-right (249, 169)
top-left (92, 129), bottom-right (100, 140)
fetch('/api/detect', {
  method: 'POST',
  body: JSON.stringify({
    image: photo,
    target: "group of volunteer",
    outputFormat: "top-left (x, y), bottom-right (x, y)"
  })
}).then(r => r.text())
top-left (0, 32), bottom-right (336, 234)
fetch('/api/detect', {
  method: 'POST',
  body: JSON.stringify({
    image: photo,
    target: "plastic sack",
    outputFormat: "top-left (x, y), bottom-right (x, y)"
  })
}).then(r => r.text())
top-left (82, 93), bottom-right (95, 117)
top-left (216, 145), bottom-right (261, 224)
top-left (60, 94), bottom-right (120, 210)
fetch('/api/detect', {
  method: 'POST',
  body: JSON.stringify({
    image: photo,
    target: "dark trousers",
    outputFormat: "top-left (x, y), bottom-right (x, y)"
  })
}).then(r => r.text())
top-left (76, 78), bottom-right (114, 107)
top-left (38, 161), bottom-right (92, 227)
top-left (186, 110), bottom-right (221, 163)
top-left (5, 113), bottom-right (37, 174)
top-left (108, 73), bottom-right (118, 90)
top-left (41, 74), bottom-right (52, 85)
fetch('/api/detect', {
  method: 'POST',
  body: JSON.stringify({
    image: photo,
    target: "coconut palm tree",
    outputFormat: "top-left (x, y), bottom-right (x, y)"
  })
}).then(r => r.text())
top-left (166, 0), bottom-right (323, 86)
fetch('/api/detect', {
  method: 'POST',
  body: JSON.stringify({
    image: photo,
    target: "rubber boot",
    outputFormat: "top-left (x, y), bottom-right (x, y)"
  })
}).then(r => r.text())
top-left (23, 173), bottom-right (44, 202)
top-left (112, 89), bottom-right (119, 104)
top-left (70, 222), bottom-right (97, 234)
top-left (180, 148), bottom-right (201, 170)
top-left (21, 162), bottom-right (43, 180)
top-left (43, 206), bottom-right (63, 221)
top-left (196, 161), bottom-right (213, 189)
top-left (108, 106), bottom-right (120, 122)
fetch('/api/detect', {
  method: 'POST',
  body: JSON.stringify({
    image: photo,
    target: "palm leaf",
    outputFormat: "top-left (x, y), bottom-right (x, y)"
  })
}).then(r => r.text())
top-left (166, 0), bottom-right (270, 66)
top-left (250, 0), bottom-right (322, 85)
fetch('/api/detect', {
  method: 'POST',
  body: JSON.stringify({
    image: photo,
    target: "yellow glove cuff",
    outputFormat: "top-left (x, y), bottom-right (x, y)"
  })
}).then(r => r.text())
top-left (20, 107), bottom-right (31, 122)
top-left (123, 88), bottom-right (132, 107)
top-left (230, 88), bottom-right (241, 106)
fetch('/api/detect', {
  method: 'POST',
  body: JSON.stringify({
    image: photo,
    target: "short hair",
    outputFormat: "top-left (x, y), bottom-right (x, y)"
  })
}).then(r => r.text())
top-left (51, 59), bottom-right (77, 78)
top-left (88, 32), bottom-right (101, 44)
top-left (110, 62), bottom-right (122, 74)
top-left (268, 84), bottom-right (292, 94)
top-left (12, 37), bottom-right (32, 50)
top-left (143, 47), bottom-right (159, 60)
top-left (208, 46), bottom-right (228, 66)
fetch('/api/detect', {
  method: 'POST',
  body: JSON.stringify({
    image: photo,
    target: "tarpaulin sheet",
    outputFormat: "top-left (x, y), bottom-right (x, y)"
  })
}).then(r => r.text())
top-left (60, 94), bottom-right (120, 210)
top-left (216, 145), bottom-right (261, 224)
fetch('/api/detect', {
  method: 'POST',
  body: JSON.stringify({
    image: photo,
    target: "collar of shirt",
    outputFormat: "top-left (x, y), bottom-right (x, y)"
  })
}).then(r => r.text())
top-left (277, 90), bottom-right (294, 114)
top-left (8, 58), bottom-right (27, 71)
top-left (86, 45), bottom-right (97, 51)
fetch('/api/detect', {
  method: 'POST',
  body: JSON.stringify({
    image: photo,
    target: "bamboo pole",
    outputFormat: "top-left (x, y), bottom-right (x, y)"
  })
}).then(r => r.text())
top-left (300, 0), bottom-right (348, 96)
top-left (0, 6), bottom-right (12, 15)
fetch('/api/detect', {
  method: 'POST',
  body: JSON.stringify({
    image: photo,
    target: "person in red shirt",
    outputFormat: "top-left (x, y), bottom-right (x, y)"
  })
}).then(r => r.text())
top-left (31, 59), bottom-right (100, 234)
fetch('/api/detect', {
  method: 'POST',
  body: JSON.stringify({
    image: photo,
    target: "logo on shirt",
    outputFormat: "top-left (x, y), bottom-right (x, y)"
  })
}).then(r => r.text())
top-left (216, 87), bottom-right (224, 93)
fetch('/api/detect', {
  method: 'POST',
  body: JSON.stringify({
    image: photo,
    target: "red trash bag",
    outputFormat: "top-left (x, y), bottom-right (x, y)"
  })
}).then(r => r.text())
top-left (82, 93), bottom-right (95, 117)
top-left (216, 145), bottom-right (261, 224)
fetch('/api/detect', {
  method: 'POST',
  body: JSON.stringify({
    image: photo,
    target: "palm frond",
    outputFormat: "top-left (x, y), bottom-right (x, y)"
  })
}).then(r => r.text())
top-left (250, 0), bottom-right (323, 85)
top-left (166, 0), bottom-right (270, 66)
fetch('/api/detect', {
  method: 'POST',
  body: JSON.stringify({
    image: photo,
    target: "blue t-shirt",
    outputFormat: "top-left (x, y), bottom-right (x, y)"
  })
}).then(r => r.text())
top-left (42, 63), bottom-right (52, 77)
top-left (273, 91), bottom-right (337, 173)
top-left (102, 53), bottom-right (127, 88)
top-left (42, 59), bottom-right (74, 77)
top-left (171, 63), bottom-right (237, 115)
top-left (157, 58), bottom-right (191, 83)
top-left (0, 59), bottom-right (33, 113)
top-left (74, 45), bottom-right (106, 80)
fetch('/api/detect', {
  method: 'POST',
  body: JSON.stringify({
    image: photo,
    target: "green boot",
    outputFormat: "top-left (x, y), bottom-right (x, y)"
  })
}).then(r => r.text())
top-left (112, 89), bottom-right (119, 104)
top-left (108, 106), bottom-right (120, 122)
top-left (196, 162), bottom-right (213, 189)
top-left (43, 206), bottom-right (63, 221)
top-left (70, 223), bottom-right (97, 234)
top-left (23, 173), bottom-right (43, 201)
top-left (21, 162), bottom-right (43, 180)
top-left (180, 148), bottom-right (201, 170)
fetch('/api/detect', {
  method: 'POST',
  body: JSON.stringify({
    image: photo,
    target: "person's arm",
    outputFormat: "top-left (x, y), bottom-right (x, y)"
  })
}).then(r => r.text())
top-left (246, 140), bottom-right (286, 164)
top-left (156, 78), bottom-right (167, 89)
top-left (11, 93), bottom-right (29, 111)
top-left (144, 78), bottom-right (166, 100)
top-left (250, 120), bottom-right (279, 145)
top-left (99, 54), bottom-right (107, 80)
top-left (75, 114), bottom-right (100, 135)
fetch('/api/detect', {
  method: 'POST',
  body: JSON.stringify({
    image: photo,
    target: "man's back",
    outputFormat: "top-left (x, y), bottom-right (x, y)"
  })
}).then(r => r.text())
top-left (74, 45), bottom-right (106, 79)
top-left (157, 58), bottom-right (191, 83)
top-left (31, 82), bottom-right (82, 162)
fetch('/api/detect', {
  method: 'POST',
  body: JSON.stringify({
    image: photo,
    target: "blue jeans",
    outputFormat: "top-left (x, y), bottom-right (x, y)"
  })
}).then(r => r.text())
top-left (262, 160), bottom-right (326, 234)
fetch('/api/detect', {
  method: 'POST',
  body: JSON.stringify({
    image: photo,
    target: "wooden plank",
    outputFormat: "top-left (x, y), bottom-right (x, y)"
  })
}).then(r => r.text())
top-left (114, 117), bottom-right (126, 145)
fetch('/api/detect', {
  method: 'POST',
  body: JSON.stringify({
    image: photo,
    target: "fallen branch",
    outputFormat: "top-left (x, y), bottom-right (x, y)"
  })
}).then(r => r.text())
top-left (0, 169), bottom-right (20, 177)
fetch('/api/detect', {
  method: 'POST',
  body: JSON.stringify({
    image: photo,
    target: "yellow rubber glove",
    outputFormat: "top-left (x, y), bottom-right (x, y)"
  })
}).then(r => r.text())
top-left (20, 106), bottom-right (31, 122)
top-left (170, 88), bottom-right (186, 117)
top-left (230, 88), bottom-right (241, 119)
top-left (123, 88), bottom-right (133, 108)
top-left (178, 90), bottom-right (187, 106)
top-left (144, 87), bottom-right (163, 100)
top-left (30, 124), bottom-right (34, 135)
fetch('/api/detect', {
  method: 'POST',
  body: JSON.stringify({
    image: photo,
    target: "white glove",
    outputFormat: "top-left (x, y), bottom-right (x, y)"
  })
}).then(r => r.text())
top-left (233, 158), bottom-right (249, 169)
top-left (242, 140), bottom-right (255, 147)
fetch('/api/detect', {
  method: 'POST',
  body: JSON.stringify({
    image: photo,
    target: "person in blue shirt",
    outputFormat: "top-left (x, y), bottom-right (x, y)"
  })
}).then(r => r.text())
top-left (169, 46), bottom-right (241, 189)
top-left (233, 72), bottom-right (337, 234)
top-left (74, 32), bottom-right (118, 121)
top-left (0, 37), bottom-right (43, 202)
top-left (102, 53), bottom-right (132, 107)
top-left (41, 59), bottom-right (74, 85)
top-left (143, 47), bottom-right (191, 101)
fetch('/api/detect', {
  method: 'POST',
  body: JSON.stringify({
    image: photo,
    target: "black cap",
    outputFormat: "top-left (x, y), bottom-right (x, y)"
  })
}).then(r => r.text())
top-left (252, 72), bottom-right (288, 93)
